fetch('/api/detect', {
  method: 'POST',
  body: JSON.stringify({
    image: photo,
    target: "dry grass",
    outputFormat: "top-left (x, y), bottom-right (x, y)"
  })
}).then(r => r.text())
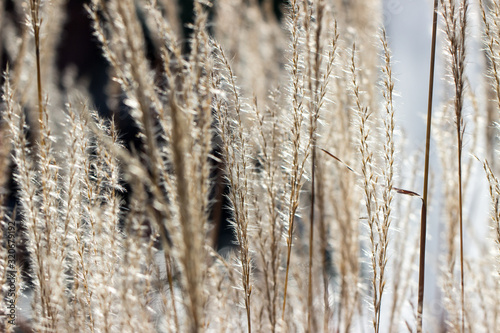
top-left (0, 0), bottom-right (499, 332)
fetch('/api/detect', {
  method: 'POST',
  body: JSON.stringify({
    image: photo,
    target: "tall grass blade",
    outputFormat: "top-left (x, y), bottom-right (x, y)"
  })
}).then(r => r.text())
top-left (417, 0), bottom-right (439, 331)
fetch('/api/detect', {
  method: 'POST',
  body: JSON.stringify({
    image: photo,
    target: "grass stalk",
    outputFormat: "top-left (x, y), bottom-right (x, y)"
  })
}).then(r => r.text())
top-left (214, 43), bottom-right (253, 333)
top-left (306, 1), bottom-right (325, 330)
top-left (378, 28), bottom-right (396, 333)
top-left (351, 42), bottom-right (381, 333)
top-left (441, 1), bottom-right (468, 330)
top-left (282, 0), bottom-right (305, 321)
top-left (170, 96), bottom-right (203, 333)
top-left (307, 144), bottom-right (316, 332)
top-left (29, 0), bottom-right (43, 142)
top-left (417, 1), bottom-right (439, 331)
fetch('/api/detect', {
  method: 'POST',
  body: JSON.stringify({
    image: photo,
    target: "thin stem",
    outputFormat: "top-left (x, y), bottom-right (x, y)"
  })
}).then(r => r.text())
top-left (442, 0), bottom-right (468, 330)
top-left (457, 3), bottom-right (468, 331)
top-left (282, 0), bottom-right (304, 320)
top-left (417, 0), bottom-right (439, 331)
top-left (30, 0), bottom-right (43, 143)
top-left (458, 142), bottom-right (465, 333)
top-left (307, 144), bottom-right (316, 332)
top-left (35, 26), bottom-right (42, 127)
